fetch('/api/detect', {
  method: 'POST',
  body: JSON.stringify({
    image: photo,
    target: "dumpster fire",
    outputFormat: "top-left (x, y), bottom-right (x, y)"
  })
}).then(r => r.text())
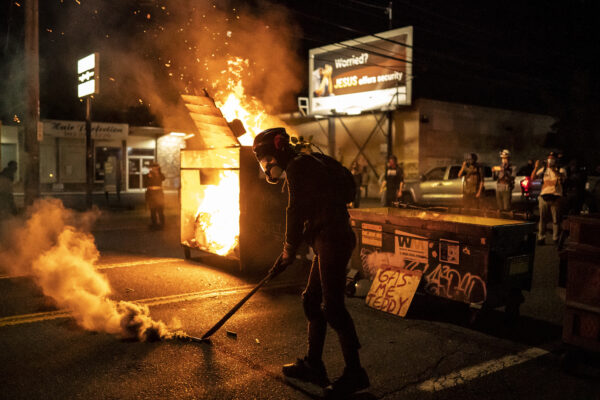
top-left (180, 57), bottom-right (291, 262)
top-left (180, 81), bottom-right (288, 270)
top-left (193, 170), bottom-right (240, 256)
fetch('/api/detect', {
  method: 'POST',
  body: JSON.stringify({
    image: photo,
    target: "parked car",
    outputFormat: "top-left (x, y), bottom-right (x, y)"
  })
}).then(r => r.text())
top-left (401, 164), bottom-right (494, 206)
top-left (402, 164), bottom-right (538, 209)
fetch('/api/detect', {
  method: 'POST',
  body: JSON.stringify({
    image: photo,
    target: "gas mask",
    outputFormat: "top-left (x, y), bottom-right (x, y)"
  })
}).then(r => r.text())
top-left (547, 158), bottom-right (556, 167)
top-left (259, 157), bottom-right (285, 184)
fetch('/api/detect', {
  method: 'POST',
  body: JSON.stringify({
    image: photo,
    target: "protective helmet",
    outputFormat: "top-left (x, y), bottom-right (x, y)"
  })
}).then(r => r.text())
top-left (500, 149), bottom-right (511, 158)
top-left (252, 127), bottom-right (290, 162)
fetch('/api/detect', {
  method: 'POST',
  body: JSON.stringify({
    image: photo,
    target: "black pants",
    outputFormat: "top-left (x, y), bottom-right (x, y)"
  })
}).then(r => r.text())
top-left (302, 226), bottom-right (361, 365)
top-left (150, 207), bottom-right (165, 227)
top-left (384, 185), bottom-right (399, 207)
top-left (146, 189), bottom-right (165, 227)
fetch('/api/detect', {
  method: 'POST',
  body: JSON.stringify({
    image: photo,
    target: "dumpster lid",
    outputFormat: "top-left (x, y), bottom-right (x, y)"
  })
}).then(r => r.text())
top-left (182, 93), bottom-right (240, 149)
top-left (349, 207), bottom-right (528, 227)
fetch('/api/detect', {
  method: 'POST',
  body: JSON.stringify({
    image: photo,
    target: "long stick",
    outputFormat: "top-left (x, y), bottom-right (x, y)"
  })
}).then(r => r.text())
top-left (200, 270), bottom-right (276, 340)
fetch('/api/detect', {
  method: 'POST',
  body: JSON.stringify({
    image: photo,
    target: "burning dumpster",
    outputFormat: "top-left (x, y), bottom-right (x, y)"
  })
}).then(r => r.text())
top-left (179, 93), bottom-right (287, 272)
top-left (349, 207), bottom-right (536, 315)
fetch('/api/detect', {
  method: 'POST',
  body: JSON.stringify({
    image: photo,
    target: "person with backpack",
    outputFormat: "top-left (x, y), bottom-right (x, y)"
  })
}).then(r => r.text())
top-left (252, 127), bottom-right (369, 397)
top-left (531, 151), bottom-right (567, 244)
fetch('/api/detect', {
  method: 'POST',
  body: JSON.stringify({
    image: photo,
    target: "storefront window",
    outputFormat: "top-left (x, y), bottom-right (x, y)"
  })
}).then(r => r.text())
top-left (95, 147), bottom-right (122, 181)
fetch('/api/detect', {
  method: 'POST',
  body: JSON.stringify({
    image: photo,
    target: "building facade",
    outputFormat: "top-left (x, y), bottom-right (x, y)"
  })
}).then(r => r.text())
top-left (0, 120), bottom-right (184, 196)
top-left (283, 98), bottom-right (556, 197)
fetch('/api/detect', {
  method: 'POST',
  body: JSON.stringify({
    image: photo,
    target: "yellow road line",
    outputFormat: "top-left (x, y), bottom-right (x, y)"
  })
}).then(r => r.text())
top-left (0, 258), bottom-right (185, 280)
top-left (0, 280), bottom-right (300, 328)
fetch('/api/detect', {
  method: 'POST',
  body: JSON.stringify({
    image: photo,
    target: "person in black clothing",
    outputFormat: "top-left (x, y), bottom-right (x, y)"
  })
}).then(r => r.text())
top-left (384, 155), bottom-right (403, 206)
top-left (350, 161), bottom-right (362, 208)
top-left (145, 162), bottom-right (165, 229)
top-left (0, 161), bottom-right (18, 219)
top-left (253, 127), bottom-right (369, 397)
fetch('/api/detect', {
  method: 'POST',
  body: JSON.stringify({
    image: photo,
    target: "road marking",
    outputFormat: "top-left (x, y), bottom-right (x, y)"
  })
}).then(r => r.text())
top-left (0, 280), bottom-right (300, 328)
top-left (417, 347), bottom-right (550, 392)
top-left (97, 258), bottom-right (185, 270)
top-left (0, 258), bottom-right (184, 280)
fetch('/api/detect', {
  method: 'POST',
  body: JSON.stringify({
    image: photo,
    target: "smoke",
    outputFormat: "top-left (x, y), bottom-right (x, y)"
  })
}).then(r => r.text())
top-left (74, 0), bottom-right (302, 131)
top-left (0, 199), bottom-right (183, 341)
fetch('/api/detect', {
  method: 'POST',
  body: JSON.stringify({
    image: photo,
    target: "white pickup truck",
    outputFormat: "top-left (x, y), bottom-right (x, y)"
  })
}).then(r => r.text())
top-left (401, 164), bottom-right (534, 208)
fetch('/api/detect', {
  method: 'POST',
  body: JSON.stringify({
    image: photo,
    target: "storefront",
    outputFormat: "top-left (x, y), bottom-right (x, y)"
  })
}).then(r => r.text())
top-left (37, 120), bottom-right (180, 193)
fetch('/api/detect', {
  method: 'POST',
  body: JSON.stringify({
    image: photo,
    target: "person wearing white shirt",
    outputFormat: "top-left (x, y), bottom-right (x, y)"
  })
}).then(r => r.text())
top-left (531, 152), bottom-right (566, 244)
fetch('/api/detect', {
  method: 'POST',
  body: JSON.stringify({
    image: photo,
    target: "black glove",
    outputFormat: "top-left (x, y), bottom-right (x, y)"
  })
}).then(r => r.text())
top-left (269, 243), bottom-right (296, 277)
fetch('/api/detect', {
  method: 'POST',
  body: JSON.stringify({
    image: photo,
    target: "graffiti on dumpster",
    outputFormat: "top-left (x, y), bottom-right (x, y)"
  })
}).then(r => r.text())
top-left (359, 247), bottom-right (487, 304)
top-left (365, 267), bottom-right (422, 317)
top-left (424, 263), bottom-right (487, 304)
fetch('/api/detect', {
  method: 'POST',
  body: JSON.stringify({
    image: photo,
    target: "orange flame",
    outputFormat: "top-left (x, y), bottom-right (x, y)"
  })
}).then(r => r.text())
top-left (194, 170), bottom-right (240, 256)
top-left (192, 57), bottom-right (294, 256)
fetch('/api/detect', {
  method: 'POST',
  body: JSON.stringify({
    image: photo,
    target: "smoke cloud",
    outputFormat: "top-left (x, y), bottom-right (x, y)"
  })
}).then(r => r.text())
top-left (0, 199), bottom-right (183, 341)
top-left (48, 0), bottom-right (303, 131)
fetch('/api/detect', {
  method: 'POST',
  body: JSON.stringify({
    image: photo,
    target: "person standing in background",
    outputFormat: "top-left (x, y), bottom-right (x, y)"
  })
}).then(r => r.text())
top-left (383, 155), bottom-right (403, 207)
top-left (0, 161), bottom-right (18, 220)
top-left (532, 152), bottom-right (566, 244)
top-left (145, 162), bottom-right (165, 230)
top-left (458, 153), bottom-right (484, 209)
top-left (350, 161), bottom-right (362, 208)
top-left (493, 149), bottom-right (516, 211)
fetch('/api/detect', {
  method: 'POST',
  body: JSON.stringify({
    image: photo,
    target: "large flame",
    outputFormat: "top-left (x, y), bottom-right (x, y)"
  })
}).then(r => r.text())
top-left (213, 57), bottom-right (270, 146)
top-left (194, 170), bottom-right (240, 256)
top-left (192, 57), bottom-right (294, 256)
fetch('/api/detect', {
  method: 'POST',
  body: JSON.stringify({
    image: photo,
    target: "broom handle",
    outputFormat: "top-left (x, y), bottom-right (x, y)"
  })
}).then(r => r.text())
top-left (200, 270), bottom-right (276, 340)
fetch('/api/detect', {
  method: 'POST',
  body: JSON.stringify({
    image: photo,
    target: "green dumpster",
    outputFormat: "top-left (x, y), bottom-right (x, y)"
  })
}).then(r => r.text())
top-left (349, 207), bottom-right (536, 313)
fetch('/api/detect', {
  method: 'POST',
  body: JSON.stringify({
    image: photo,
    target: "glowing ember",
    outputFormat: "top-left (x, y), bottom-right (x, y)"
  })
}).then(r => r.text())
top-left (194, 170), bottom-right (240, 256)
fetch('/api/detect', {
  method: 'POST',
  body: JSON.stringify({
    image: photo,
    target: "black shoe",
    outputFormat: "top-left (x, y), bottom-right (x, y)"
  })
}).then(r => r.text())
top-left (282, 357), bottom-right (329, 387)
top-left (324, 367), bottom-right (370, 398)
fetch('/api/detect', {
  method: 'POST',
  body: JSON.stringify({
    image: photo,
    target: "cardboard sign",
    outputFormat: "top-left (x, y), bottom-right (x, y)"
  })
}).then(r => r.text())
top-left (365, 267), bottom-right (422, 317)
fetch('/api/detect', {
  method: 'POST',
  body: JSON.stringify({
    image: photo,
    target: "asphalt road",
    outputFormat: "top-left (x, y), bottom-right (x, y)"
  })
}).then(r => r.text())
top-left (1, 206), bottom-right (599, 400)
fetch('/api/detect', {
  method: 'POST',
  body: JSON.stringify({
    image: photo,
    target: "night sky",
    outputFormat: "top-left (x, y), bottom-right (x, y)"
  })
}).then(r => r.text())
top-left (1, 0), bottom-right (599, 140)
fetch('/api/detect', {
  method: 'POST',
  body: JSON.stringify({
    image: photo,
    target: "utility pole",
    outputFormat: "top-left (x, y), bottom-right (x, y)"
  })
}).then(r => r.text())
top-left (85, 97), bottom-right (93, 209)
top-left (386, 1), bottom-right (394, 161)
top-left (77, 52), bottom-right (99, 209)
top-left (24, 0), bottom-right (40, 206)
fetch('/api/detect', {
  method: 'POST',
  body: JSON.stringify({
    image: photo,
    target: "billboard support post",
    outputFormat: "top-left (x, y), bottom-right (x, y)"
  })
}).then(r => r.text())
top-left (328, 117), bottom-right (336, 158)
top-left (387, 110), bottom-right (393, 160)
top-left (24, 0), bottom-right (40, 206)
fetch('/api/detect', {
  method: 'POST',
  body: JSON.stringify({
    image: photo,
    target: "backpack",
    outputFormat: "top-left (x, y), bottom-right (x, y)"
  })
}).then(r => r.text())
top-left (309, 152), bottom-right (356, 204)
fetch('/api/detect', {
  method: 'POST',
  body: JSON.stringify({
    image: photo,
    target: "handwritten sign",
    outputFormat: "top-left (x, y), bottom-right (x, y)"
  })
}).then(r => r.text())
top-left (365, 267), bottom-right (422, 317)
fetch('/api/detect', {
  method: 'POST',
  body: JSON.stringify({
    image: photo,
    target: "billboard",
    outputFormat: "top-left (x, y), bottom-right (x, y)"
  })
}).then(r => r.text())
top-left (309, 26), bottom-right (412, 116)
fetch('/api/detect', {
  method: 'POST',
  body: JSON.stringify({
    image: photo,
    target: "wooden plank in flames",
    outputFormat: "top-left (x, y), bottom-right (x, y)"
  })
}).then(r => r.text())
top-left (182, 94), bottom-right (239, 148)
